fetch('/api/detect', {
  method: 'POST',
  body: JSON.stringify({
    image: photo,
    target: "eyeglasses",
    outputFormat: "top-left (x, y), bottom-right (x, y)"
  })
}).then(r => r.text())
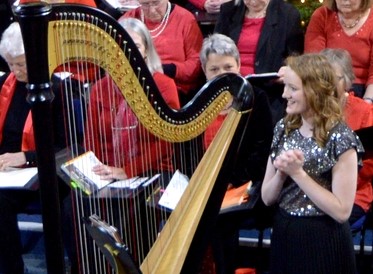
top-left (140, 0), bottom-right (162, 8)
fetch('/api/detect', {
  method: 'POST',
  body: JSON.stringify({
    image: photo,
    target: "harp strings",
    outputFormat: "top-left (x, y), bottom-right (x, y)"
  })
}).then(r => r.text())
top-left (51, 11), bottom-right (191, 271)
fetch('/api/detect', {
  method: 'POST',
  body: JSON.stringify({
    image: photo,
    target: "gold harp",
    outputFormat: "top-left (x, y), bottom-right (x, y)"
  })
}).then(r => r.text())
top-left (14, 3), bottom-right (254, 274)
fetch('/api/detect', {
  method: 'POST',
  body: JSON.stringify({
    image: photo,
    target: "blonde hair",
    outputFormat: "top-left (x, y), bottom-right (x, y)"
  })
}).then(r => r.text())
top-left (118, 18), bottom-right (163, 74)
top-left (0, 22), bottom-right (25, 61)
top-left (284, 53), bottom-right (343, 147)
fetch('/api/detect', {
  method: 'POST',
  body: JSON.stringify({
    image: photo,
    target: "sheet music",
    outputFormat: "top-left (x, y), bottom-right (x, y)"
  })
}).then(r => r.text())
top-left (61, 151), bottom-right (113, 194)
top-left (0, 167), bottom-right (38, 188)
top-left (158, 170), bottom-right (189, 210)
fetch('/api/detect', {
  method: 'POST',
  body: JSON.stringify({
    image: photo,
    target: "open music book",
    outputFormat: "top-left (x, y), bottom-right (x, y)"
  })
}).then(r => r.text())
top-left (61, 151), bottom-right (113, 195)
top-left (0, 167), bottom-right (38, 189)
top-left (61, 151), bottom-right (159, 195)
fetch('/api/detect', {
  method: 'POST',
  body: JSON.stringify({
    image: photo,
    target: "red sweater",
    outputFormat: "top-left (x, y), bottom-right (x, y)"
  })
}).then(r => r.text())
top-left (344, 94), bottom-right (373, 211)
top-left (305, 6), bottom-right (373, 86)
top-left (123, 5), bottom-right (204, 94)
top-left (0, 74), bottom-right (34, 151)
top-left (84, 72), bottom-right (180, 178)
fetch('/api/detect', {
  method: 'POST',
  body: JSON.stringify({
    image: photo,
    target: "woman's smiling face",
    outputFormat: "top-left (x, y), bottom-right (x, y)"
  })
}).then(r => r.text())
top-left (282, 66), bottom-right (309, 116)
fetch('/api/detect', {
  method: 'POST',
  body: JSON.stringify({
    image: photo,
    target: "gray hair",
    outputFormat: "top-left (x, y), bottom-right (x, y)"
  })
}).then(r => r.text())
top-left (118, 18), bottom-right (163, 74)
top-left (320, 48), bottom-right (355, 91)
top-left (0, 22), bottom-right (25, 61)
top-left (200, 33), bottom-right (240, 71)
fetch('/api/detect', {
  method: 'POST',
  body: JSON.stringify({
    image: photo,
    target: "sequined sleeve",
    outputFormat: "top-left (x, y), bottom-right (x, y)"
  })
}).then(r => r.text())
top-left (328, 123), bottom-right (365, 167)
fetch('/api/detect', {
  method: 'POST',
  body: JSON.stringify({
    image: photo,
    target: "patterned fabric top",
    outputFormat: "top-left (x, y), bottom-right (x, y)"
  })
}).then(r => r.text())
top-left (270, 119), bottom-right (365, 216)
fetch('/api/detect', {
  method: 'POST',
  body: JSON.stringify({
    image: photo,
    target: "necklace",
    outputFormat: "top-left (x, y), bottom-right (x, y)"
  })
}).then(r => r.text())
top-left (339, 13), bottom-right (361, 29)
top-left (141, 2), bottom-right (171, 38)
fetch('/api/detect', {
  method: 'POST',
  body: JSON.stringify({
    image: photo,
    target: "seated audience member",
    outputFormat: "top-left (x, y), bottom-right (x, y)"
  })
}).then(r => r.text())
top-left (321, 48), bottom-right (373, 228)
top-left (121, 0), bottom-right (204, 105)
top-left (0, 22), bottom-right (68, 274)
top-left (305, 0), bottom-right (373, 101)
top-left (214, 0), bottom-right (304, 126)
top-left (200, 33), bottom-right (273, 274)
top-left (85, 17), bottom-right (180, 180)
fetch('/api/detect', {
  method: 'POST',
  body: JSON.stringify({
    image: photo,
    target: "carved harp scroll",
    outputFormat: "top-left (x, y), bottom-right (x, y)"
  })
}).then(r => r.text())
top-left (14, 2), bottom-right (254, 273)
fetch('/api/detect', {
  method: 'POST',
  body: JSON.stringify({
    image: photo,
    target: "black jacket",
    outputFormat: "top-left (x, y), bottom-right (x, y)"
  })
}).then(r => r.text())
top-left (214, 0), bottom-right (304, 74)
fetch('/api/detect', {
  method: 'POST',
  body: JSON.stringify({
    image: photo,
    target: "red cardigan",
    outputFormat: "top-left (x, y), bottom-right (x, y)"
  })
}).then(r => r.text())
top-left (305, 6), bottom-right (373, 86)
top-left (0, 73), bottom-right (34, 151)
top-left (84, 72), bottom-right (180, 178)
top-left (123, 5), bottom-right (204, 94)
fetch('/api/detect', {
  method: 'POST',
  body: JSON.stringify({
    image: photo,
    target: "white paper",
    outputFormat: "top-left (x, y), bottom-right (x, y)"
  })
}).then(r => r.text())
top-left (61, 151), bottom-right (112, 190)
top-left (0, 167), bottom-right (38, 188)
top-left (108, 177), bottom-right (140, 188)
top-left (158, 170), bottom-right (189, 210)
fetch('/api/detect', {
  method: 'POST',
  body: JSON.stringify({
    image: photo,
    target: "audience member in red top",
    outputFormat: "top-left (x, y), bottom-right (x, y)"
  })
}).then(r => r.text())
top-left (321, 48), bottom-right (373, 228)
top-left (121, 0), bottom-right (204, 105)
top-left (305, 0), bottom-right (373, 102)
top-left (84, 18), bottom-right (180, 181)
top-left (214, 0), bottom-right (304, 126)
top-left (201, 33), bottom-right (273, 274)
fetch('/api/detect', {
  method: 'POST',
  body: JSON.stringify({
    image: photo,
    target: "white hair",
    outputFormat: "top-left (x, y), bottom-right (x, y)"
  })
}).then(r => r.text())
top-left (0, 22), bottom-right (25, 61)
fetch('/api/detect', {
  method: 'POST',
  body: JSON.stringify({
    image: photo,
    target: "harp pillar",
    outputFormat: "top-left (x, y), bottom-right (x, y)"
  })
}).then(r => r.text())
top-left (14, 3), bottom-right (65, 273)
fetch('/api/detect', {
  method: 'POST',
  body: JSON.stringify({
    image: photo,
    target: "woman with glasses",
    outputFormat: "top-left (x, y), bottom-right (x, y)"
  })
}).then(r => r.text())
top-left (121, 0), bottom-right (204, 105)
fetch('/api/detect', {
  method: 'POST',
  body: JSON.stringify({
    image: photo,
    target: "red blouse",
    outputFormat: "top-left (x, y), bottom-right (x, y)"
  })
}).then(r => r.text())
top-left (237, 17), bottom-right (265, 76)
